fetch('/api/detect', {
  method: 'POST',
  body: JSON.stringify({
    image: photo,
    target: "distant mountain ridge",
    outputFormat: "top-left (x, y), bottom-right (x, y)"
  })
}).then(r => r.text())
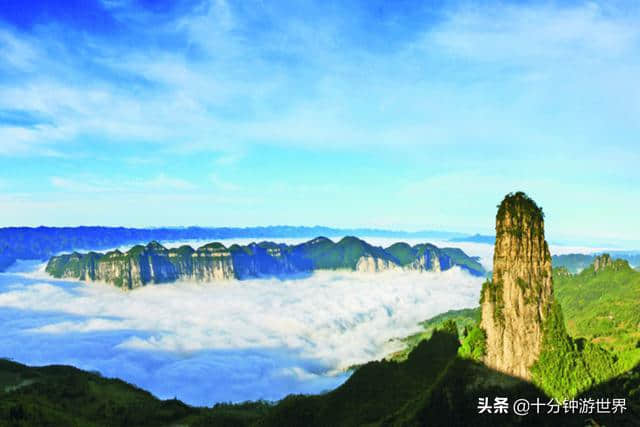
top-left (553, 251), bottom-right (640, 273)
top-left (449, 233), bottom-right (496, 244)
top-left (45, 236), bottom-right (486, 289)
top-left (0, 225), bottom-right (467, 272)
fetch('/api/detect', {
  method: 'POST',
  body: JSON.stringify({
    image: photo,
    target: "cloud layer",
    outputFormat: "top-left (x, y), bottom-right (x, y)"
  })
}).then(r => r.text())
top-left (0, 264), bottom-right (482, 405)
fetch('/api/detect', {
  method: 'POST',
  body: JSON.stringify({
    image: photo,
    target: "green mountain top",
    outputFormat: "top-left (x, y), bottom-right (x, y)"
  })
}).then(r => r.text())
top-left (496, 191), bottom-right (545, 223)
top-left (197, 242), bottom-right (228, 251)
top-left (554, 256), bottom-right (640, 371)
top-left (385, 242), bottom-right (415, 266)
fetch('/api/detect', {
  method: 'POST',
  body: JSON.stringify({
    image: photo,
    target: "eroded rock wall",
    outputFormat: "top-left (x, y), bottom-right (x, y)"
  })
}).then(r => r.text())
top-left (480, 192), bottom-right (554, 380)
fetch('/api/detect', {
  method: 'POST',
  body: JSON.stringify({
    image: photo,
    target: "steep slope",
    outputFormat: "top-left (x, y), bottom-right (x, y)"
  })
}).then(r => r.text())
top-left (480, 192), bottom-right (555, 380)
top-left (258, 328), bottom-right (462, 427)
top-left (440, 247), bottom-right (485, 275)
top-left (477, 193), bottom-right (621, 401)
top-left (229, 241), bottom-right (312, 279)
top-left (387, 307), bottom-right (481, 362)
top-left (0, 358), bottom-right (271, 426)
top-left (386, 243), bottom-right (446, 272)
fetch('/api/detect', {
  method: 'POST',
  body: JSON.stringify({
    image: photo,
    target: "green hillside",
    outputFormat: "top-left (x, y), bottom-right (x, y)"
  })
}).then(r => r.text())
top-left (300, 236), bottom-right (396, 270)
top-left (553, 252), bottom-right (640, 273)
top-left (552, 254), bottom-right (595, 273)
top-left (387, 307), bottom-right (480, 362)
top-left (3, 328), bottom-right (637, 427)
top-left (553, 259), bottom-right (640, 371)
top-left (0, 358), bottom-right (272, 427)
top-left (440, 247), bottom-right (485, 274)
top-left (385, 242), bottom-right (416, 265)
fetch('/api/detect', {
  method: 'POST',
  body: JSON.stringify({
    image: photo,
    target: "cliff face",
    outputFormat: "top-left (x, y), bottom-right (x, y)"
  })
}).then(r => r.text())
top-left (480, 192), bottom-right (554, 380)
top-left (593, 254), bottom-right (613, 272)
top-left (188, 243), bottom-right (235, 281)
top-left (46, 242), bottom-right (235, 290)
top-left (384, 243), bottom-right (470, 274)
top-left (355, 255), bottom-right (401, 272)
top-left (406, 247), bottom-right (445, 272)
top-left (229, 242), bottom-right (313, 279)
top-left (46, 236), bottom-right (486, 289)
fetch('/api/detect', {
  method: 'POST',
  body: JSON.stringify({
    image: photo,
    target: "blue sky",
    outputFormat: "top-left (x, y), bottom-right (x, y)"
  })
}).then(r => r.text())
top-left (0, 0), bottom-right (639, 244)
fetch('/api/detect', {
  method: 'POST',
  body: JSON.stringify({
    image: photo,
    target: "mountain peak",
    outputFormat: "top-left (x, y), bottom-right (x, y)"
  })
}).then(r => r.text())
top-left (338, 236), bottom-right (366, 245)
top-left (496, 191), bottom-right (544, 223)
top-left (146, 241), bottom-right (166, 251)
top-left (593, 254), bottom-right (632, 273)
top-left (594, 254), bottom-right (613, 272)
top-left (480, 192), bottom-right (555, 380)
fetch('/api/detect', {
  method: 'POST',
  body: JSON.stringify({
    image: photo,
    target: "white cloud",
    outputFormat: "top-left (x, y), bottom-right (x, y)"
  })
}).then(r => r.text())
top-left (0, 29), bottom-right (38, 70)
top-left (50, 174), bottom-right (197, 193)
top-left (143, 174), bottom-right (196, 190)
top-left (0, 267), bottom-right (482, 404)
top-left (209, 173), bottom-right (239, 192)
top-left (1, 1), bottom-right (638, 158)
top-left (427, 3), bottom-right (640, 63)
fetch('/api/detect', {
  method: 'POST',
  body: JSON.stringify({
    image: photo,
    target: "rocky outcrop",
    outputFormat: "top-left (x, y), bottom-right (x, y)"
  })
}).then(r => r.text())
top-left (187, 243), bottom-right (235, 281)
top-left (355, 255), bottom-right (401, 272)
top-left (46, 236), bottom-right (486, 290)
top-left (384, 243), bottom-right (472, 274)
top-left (403, 255), bottom-right (436, 272)
top-left (480, 192), bottom-right (555, 380)
top-left (46, 242), bottom-right (235, 289)
top-left (593, 254), bottom-right (613, 272)
top-left (592, 253), bottom-right (633, 274)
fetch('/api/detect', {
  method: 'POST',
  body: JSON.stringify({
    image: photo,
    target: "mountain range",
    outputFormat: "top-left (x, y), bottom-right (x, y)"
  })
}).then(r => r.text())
top-left (45, 236), bottom-right (486, 289)
top-left (0, 226), bottom-right (473, 272)
top-left (553, 252), bottom-right (640, 273)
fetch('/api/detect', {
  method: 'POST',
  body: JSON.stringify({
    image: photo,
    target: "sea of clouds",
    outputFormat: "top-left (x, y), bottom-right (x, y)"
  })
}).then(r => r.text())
top-left (0, 238), bottom-right (607, 406)
top-left (0, 262), bottom-right (481, 405)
